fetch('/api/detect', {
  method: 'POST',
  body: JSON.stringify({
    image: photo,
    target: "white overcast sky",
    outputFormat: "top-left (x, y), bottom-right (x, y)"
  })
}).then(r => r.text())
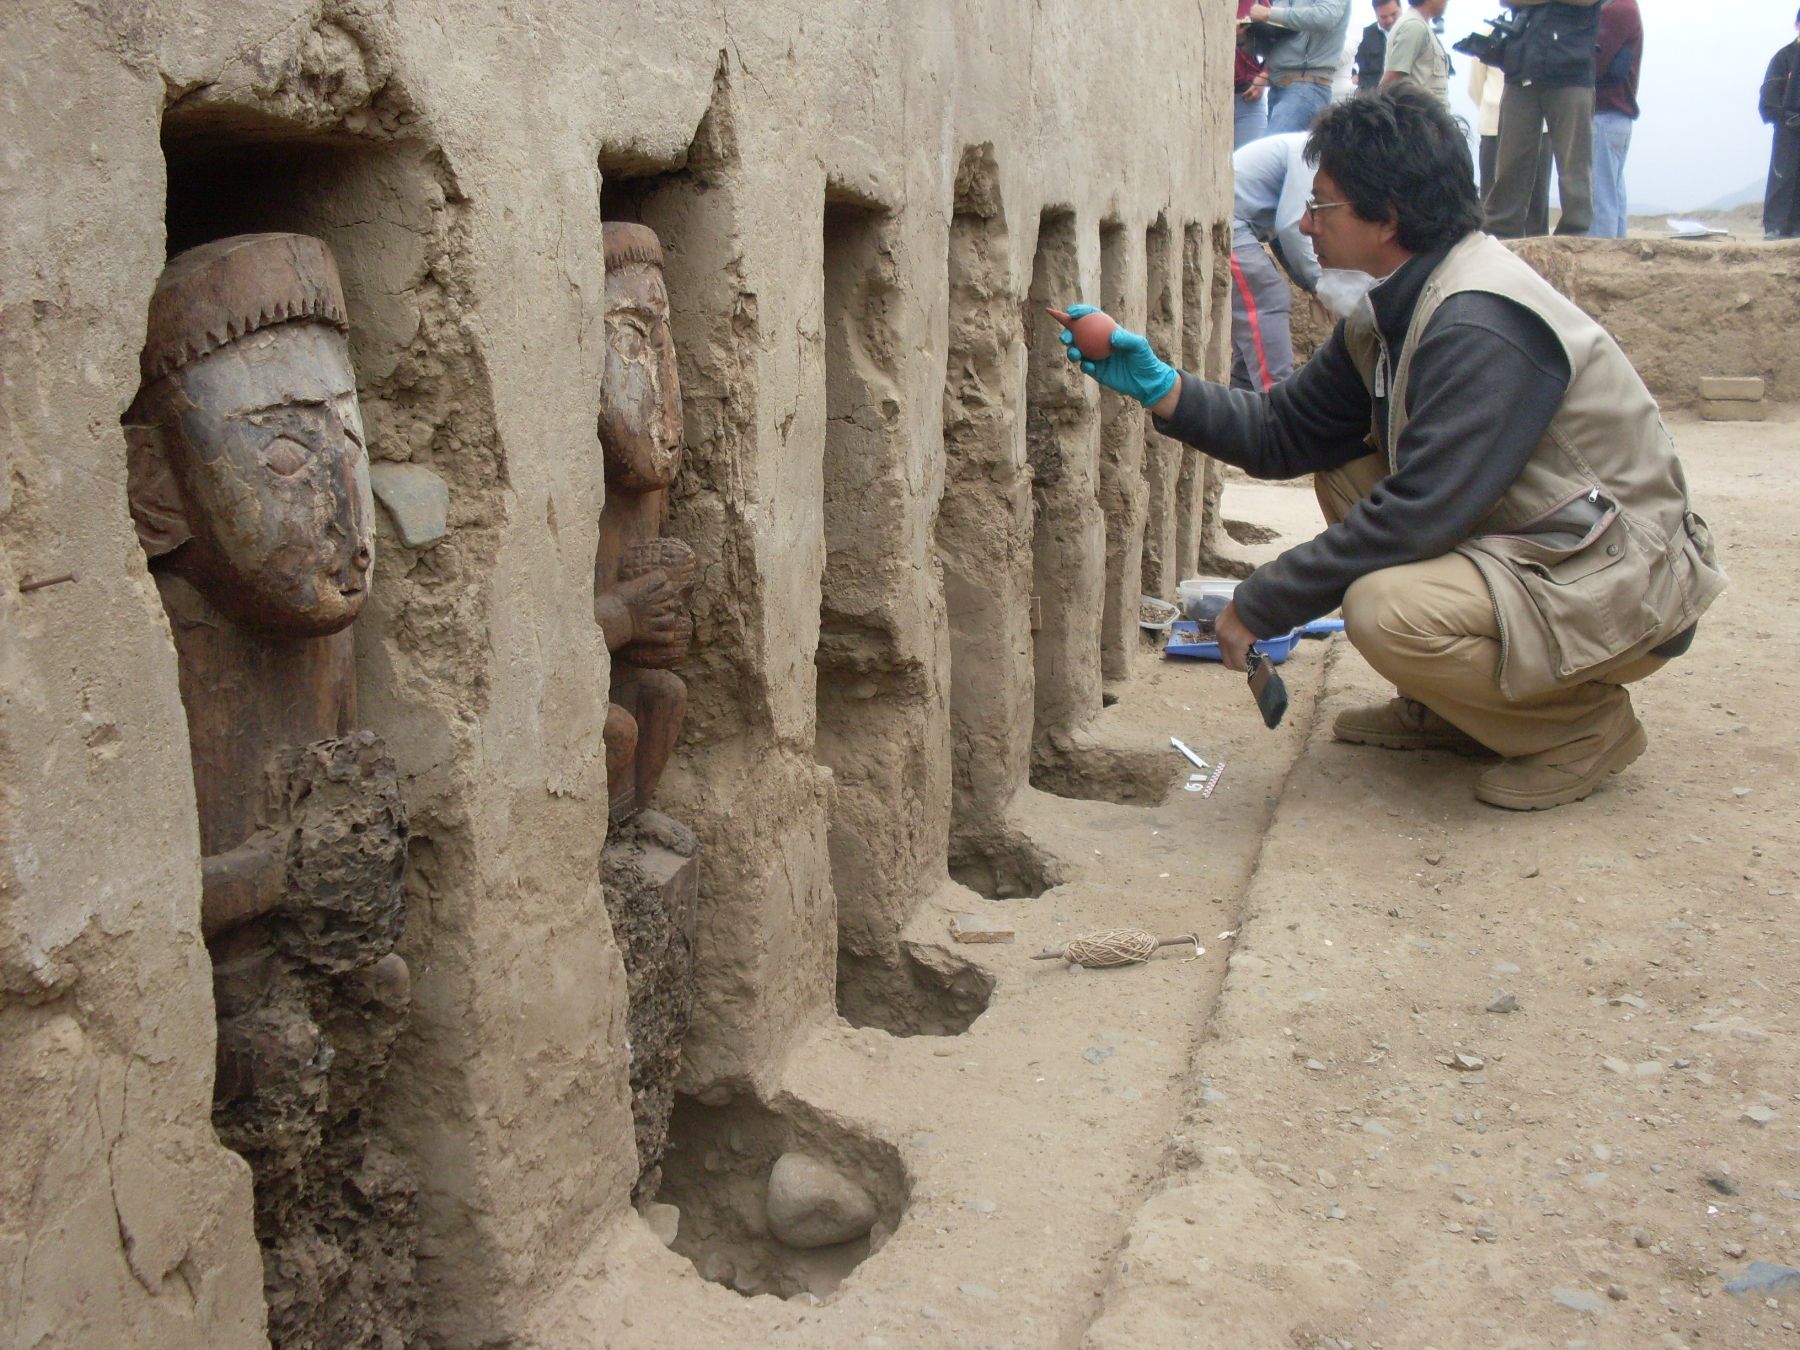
top-left (1436, 0), bottom-right (1795, 211)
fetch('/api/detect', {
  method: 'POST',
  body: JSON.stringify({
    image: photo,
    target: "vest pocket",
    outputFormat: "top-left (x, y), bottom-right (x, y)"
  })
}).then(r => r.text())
top-left (1505, 510), bottom-right (1661, 680)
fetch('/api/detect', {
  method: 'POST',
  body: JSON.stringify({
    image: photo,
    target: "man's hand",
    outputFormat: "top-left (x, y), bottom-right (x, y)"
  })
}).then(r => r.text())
top-left (1247, 3), bottom-right (1277, 21)
top-left (1215, 601), bottom-right (1258, 673)
top-left (1053, 304), bottom-right (1180, 409)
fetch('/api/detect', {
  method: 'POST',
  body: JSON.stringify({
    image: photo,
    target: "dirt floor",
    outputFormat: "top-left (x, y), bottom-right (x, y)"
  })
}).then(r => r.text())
top-left (535, 408), bottom-right (1797, 1348)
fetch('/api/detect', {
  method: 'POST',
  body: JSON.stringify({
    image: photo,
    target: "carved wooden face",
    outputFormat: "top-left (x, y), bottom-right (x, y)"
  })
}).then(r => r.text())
top-left (131, 322), bottom-right (375, 636)
top-left (598, 259), bottom-right (683, 493)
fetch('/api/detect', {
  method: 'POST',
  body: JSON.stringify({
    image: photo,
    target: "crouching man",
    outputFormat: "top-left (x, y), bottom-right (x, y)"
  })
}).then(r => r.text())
top-left (1059, 85), bottom-right (1724, 810)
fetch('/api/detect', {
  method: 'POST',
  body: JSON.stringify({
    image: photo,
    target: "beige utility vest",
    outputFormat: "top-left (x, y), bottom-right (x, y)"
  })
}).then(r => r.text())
top-left (1344, 232), bottom-right (1727, 701)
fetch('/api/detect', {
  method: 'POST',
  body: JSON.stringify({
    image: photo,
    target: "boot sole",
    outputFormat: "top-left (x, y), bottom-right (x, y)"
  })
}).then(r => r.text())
top-left (1333, 727), bottom-right (1491, 756)
top-left (1474, 722), bottom-right (1649, 811)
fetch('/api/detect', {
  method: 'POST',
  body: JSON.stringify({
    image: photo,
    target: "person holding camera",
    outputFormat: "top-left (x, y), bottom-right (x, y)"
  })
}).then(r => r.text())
top-left (1762, 8), bottom-right (1800, 240)
top-left (1056, 87), bottom-right (1724, 812)
top-left (1484, 0), bottom-right (1603, 238)
top-left (1247, 0), bottom-right (1353, 135)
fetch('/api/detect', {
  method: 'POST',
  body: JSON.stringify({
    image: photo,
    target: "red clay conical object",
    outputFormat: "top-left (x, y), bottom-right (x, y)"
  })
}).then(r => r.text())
top-left (1047, 307), bottom-right (1118, 361)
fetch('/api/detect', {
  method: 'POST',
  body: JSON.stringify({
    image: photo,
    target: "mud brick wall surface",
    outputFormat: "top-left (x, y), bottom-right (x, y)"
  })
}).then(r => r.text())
top-left (0, 2), bottom-right (1237, 1344)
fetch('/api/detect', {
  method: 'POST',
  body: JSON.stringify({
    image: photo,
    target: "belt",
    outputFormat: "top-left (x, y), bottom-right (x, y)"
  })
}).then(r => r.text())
top-left (1272, 71), bottom-right (1334, 87)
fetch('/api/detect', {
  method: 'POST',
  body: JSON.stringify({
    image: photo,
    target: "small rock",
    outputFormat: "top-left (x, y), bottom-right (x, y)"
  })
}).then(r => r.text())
top-left (1361, 1119), bottom-right (1395, 1139)
top-left (1633, 1060), bottom-right (1664, 1079)
top-left (1552, 1287), bottom-right (1608, 1314)
top-left (1304, 1058), bottom-right (1328, 1073)
top-left (963, 1197), bottom-right (997, 1214)
top-left (642, 1202), bottom-right (680, 1248)
top-left (1691, 1017), bottom-right (1771, 1043)
top-left (1607, 1284), bottom-right (1628, 1301)
top-left (1724, 1264), bottom-right (1800, 1298)
top-left (1317, 1169), bottom-right (1339, 1189)
top-left (1601, 1056), bottom-right (1631, 1076)
top-left (1325, 1203), bottom-right (1346, 1221)
top-left (1581, 1172), bottom-right (1609, 1190)
top-left (1199, 1085), bottom-right (1225, 1105)
top-left (1706, 1174), bottom-right (1741, 1197)
top-left (1454, 1189), bottom-right (1478, 1206)
top-left (1610, 994), bottom-right (1647, 1010)
top-left (1487, 992), bottom-right (1520, 1015)
top-left (369, 462), bottom-right (451, 548)
top-left (1425, 851), bottom-right (1444, 866)
top-left (1450, 1052), bottom-right (1485, 1072)
top-left (949, 914), bottom-right (1014, 944)
top-left (1493, 961), bottom-right (1522, 976)
top-left (1632, 1228), bottom-right (1653, 1249)
top-left (1724, 1241), bottom-right (1748, 1259)
top-left (958, 1282), bottom-right (999, 1299)
top-left (1742, 1104), bottom-right (1777, 1127)
top-left (765, 1153), bottom-right (880, 1249)
top-left (1520, 864), bottom-right (1541, 879)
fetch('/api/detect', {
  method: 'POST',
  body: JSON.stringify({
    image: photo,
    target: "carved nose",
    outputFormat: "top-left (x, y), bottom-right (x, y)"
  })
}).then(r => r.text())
top-left (352, 541), bottom-right (372, 573)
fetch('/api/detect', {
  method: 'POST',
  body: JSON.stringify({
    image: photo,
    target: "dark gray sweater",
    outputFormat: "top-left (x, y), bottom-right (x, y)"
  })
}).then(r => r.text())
top-left (1153, 244), bottom-right (1572, 639)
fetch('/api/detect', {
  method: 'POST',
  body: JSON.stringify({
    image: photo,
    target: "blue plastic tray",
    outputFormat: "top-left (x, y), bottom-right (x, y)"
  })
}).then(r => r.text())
top-left (1164, 616), bottom-right (1342, 663)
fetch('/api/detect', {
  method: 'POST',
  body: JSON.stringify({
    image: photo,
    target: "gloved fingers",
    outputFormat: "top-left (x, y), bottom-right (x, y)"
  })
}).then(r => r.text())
top-left (1065, 303), bottom-right (1098, 319)
top-left (1058, 328), bottom-right (1075, 349)
top-left (1107, 326), bottom-right (1151, 355)
top-left (1081, 359), bottom-right (1098, 375)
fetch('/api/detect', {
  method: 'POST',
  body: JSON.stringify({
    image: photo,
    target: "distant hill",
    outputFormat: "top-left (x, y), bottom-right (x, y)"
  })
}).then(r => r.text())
top-left (1700, 178), bottom-right (1764, 212)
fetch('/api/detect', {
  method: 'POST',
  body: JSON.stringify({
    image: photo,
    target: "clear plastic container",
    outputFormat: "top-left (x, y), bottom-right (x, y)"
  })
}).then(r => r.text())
top-left (1177, 578), bottom-right (1237, 632)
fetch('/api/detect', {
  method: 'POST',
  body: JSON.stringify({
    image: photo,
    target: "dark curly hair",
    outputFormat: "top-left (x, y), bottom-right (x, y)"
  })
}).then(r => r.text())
top-left (1304, 84), bottom-right (1482, 253)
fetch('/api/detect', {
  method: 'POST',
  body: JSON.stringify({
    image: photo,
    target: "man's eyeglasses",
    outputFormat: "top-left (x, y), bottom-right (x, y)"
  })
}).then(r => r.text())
top-left (1304, 197), bottom-right (1352, 219)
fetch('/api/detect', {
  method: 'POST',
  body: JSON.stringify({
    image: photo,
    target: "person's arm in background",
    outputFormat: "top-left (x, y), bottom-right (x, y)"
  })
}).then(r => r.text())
top-left (1593, 3), bottom-right (1639, 95)
top-left (1381, 16), bottom-right (1425, 87)
top-left (1271, 152), bottom-right (1321, 292)
top-left (1763, 47), bottom-right (1790, 125)
top-left (1248, 0), bottom-right (1349, 31)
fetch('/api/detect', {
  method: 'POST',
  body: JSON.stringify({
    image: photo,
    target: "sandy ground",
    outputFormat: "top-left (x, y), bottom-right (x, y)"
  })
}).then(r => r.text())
top-left (534, 409), bottom-right (1797, 1348)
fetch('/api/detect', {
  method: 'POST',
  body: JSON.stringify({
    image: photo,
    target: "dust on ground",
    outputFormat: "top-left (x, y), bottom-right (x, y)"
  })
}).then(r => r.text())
top-left (537, 409), bottom-right (1798, 1347)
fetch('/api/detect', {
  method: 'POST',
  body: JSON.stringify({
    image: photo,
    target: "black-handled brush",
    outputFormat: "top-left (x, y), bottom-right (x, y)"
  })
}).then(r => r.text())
top-left (1245, 652), bottom-right (1289, 730)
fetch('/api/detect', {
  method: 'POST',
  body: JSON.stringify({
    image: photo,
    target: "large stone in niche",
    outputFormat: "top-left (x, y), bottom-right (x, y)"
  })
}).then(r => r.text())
top-left (602, 809), bottom-right (700, 1200)
top-left (124, 232), bottom-right (418, 1346)
top-left (369, 461), bottom-right (449, 548)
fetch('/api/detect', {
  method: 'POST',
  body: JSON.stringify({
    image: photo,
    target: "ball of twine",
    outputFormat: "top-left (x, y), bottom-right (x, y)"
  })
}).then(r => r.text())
top-left (1060, 928), bottom-right (1161, 968)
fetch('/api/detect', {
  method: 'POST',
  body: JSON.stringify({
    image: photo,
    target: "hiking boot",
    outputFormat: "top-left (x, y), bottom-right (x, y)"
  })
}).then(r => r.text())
top-left (1474, 718), bottom-right (1648, 812)
top-left (1332, 698), bottom-right (1489, 755)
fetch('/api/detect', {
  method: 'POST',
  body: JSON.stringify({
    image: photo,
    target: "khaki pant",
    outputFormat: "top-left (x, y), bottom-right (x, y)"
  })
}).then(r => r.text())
top-left (1317, 455), bottom-right (1663, 763)
top-left (1487, 82), bottom-right (1595, 238)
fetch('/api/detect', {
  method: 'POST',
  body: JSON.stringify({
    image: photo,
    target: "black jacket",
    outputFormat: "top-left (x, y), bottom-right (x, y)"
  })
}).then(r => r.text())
top-left (1152, 244), bottom-right (1572, 638)
top-left (1762, 41), bottom-right (1800, 126)
top-left (1501, 2), bottom-right (1600, 88)
top-left (1354, 21), bottom-right (1387, 91)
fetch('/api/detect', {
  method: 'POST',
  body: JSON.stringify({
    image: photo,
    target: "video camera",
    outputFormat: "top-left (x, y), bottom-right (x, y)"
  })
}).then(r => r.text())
top-left (1451, 11), bottom-right (1524, 66)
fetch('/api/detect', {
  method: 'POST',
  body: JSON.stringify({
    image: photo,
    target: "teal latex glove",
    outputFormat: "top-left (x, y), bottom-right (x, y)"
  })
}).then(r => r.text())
top-left (1055, 304), bottom-right (1179, 407)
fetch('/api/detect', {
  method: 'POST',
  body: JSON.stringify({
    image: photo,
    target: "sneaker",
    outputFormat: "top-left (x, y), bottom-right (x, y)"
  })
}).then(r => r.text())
top-left (1474, 718), bottom-right (1648, 811)
top-left (1332, 698), bottom-right (1489, 754)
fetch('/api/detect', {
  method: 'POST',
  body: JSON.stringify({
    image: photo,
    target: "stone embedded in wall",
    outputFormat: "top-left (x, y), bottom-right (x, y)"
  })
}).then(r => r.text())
top-left (123, 232), bottom-right (418, 1347)
top-left (369, 461), bottom-right (450, 548)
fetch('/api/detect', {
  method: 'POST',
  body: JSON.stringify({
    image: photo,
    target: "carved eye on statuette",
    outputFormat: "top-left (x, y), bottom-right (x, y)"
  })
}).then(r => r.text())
top-left (261, 436), bottom-right (309, 477)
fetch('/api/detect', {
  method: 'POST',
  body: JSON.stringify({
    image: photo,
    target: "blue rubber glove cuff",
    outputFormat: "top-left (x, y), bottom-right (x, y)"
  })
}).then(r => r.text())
top-left (1056, 304), bottom-right (1179, 407)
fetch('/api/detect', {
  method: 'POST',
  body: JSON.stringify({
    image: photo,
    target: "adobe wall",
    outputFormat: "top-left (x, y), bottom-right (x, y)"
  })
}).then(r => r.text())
top-left (0, 1), bottom-right (1236, 1345)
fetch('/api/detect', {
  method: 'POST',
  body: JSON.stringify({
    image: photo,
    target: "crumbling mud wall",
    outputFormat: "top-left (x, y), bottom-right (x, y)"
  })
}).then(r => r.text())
top-left (1, 1), bottom-right (1237, 1344)
top-left (1506, 238), bottom-right (1800, 411)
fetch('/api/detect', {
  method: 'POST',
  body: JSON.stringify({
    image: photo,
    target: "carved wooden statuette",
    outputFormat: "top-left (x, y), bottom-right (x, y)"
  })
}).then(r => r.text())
top-left (125, 233), bottom-right (417, 1346)
top-left (593, 222), bottom-right (701, 1198)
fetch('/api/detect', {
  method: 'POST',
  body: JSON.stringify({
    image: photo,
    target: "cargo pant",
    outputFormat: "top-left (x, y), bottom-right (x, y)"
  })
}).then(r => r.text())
top-left (1317, 454), bottom-right (1665, 763)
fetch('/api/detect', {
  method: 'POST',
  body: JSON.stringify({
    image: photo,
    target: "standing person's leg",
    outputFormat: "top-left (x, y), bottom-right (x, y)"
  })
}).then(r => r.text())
top-left (1486, 83), bottom-right (1547, 237)
top-left (1340, 554), bottom-right (1662, 808)
top-left (1479, 134), bottom-right (1498, 205)
top-left (1234, 90), bottom-right (1269, 147)
top-left (1525, 131), bottom-right (1553, 236)
top-left (1771, 122), bottom-right (1800, 238)
top-left (1266, 79), bottom-right (1331, 136)
top-left (1228, 242), bottom-right (1293, 391)
top-left (1544, 83), bottom-right (1596, 236)
top-left (1587, 111), bottom-right (1631, 237)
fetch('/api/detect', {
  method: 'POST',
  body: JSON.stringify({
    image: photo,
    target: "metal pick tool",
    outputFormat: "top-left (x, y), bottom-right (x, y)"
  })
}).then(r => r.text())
top-left (1171, 737), bottom-right (1225, 796)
